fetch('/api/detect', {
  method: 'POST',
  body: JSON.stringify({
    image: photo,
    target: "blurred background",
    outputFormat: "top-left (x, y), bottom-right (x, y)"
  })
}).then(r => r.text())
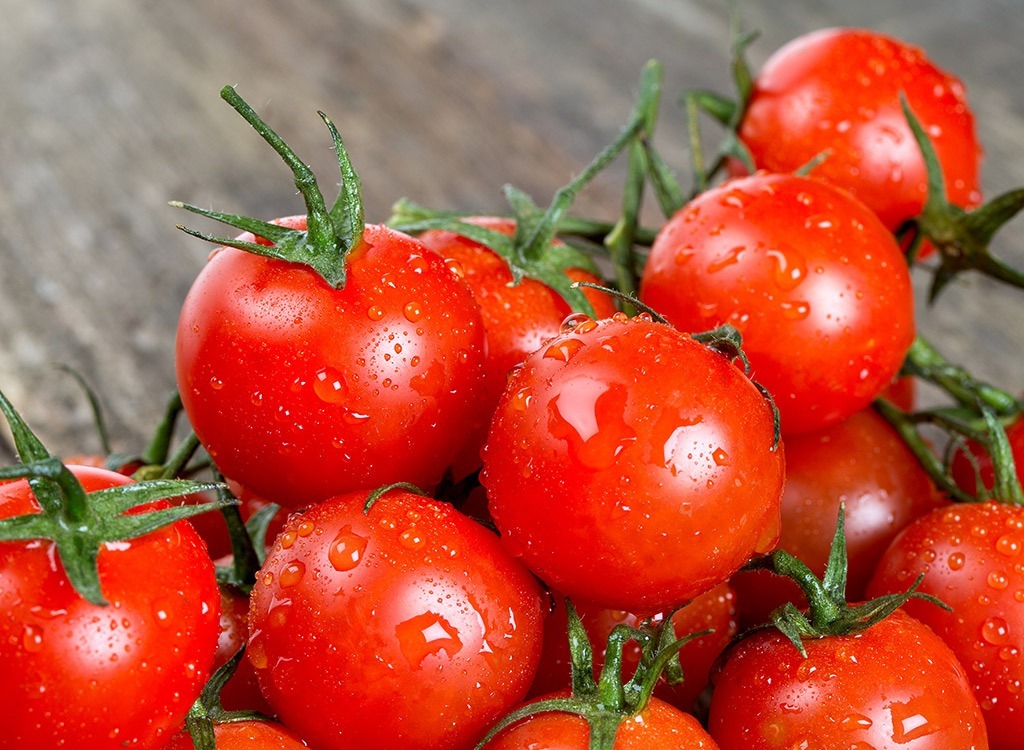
top-left (1, 0), bottom-right (1022, 459)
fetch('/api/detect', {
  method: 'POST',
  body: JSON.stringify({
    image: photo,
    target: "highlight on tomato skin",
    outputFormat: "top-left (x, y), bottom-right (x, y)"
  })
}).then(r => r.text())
top-left (737, 27), bottom-right (982, 241)
top-left (482, 312), bottom-right (785, 613)
top-left (246, 487), bottom-right (546, 750)
top-left (639, 172), bottom-right (916, 436)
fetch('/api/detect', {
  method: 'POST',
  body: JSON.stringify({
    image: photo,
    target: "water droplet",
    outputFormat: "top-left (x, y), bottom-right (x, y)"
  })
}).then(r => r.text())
top-left (706, 245), bottom-right (747, 274)
top-left (989, 571), bottom-right (1009, 590)
top-left (279, 531), bottom-right (297, 550)
top-left (765, 248), bottom-right (806, 290)
top-left (399, 528), bottom-right (426, 550)
top-left (278, 560), bottom-right (306, 588)
top-left (948, 552), bottom-right (966, 571)
top-left (1000, 646), bottom-right (1018, 661)
top-left (404, 302), bottom-right (424, 322)
top-left (511, 386), bottom-right (533, 412)
top-left (408, 255), bottom-right (429, 274)
top-left (314, 367), bottom-right (347, 404)
top-left (780, 301), bottom-right (810, 321)
top-left (547, 377), bottom-right (636, 471)
top-left (251, 391), bottom-right (263, 406)
top-left (367, 305), bottom-right (385, 321)
top-left (712, 447), bottom-right (730, 466)
top-left (395, 612), bottom-right (463, 668)
top-left (444, 258), bottom-right (465, 278)
top-left (22, 624), bottom-right (43, 653)
top-left (997, 535), bottom-right (1022, 557)
top-left (560, 313), bottom-right (596, 333)
top-left (544, 338), bottom-right (585, 363)
top-left (297, 521), bottom-right (315, 537)
top-left (248, 635), bottom-right (269, 670)
top-left (327, 524), bottom-right (368, 569)
top-left (982, 617), bottom-right (1010, 646)
top-left (841, 713), bottom-right (873, 731)
top-left (720, 187), bottom-right (756, 210)
top-left (342, 409), bottom-right (371, 425)
top-left (889, 701), bottom-right (937, 742)
top-left (209, 377), bottom-right (224, 391)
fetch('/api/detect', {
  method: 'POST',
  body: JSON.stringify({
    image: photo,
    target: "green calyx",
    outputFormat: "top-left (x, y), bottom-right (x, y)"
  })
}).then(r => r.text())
top-left (747, 503), bottom-right (950, 657)
top-left (184, 647), bottom-right (274, 750)
top-left (173, 85), bottom-right (364, 289)
top-left (900, 95), bottom-right (1024, 301)
top-left (475, 599), bottom-right (708, 750)
top-left (0, 390), bottom-right (230, 606)
top-left (389, 61), bottom-right (667, 317)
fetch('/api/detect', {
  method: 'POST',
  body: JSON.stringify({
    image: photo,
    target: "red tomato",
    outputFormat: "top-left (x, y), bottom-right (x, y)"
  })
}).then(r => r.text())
top-left (176, 216), bottom-right (486, 508)
top-left (481, 312), bottom-right (785, 612)
top-left (731, 408), bottom-right (946, 628)
top-left (951, 417), bottom-right (1024, 498)
top-left (0, 466), bottom-right (221, 748)
top-left (708, 609), bottom-right (988, 748)
top-left (247, 488), bottom-right (546, 750)
top-left (529, 584), bottom-right (737, 711)
top-left (163, 720), bottom-right (309, 749)
top-left (418, 217), bottom-right (617, 475)
top-left (738, 28), bottom-right (981, 238)
top-left (214, 585), bottom-right (273, 714)
top-left (869, 502), bottom-right (1024, 749)
top-left (483, 692), bottom-right (720, 749)
top-left (640, 172), bottom-right (915, 435)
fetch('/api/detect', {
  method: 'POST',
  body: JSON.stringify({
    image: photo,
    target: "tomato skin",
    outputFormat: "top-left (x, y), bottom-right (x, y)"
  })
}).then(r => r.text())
top-left (176, 217), bottom-right (486, 508)
top-left (214, 585), bottom-right (273, 714)
top-left (419, 217), bottom-right (617, 475)
top-left (0, 466), bottom-right (221, 749)
top-left (163, 721), bottom-right (309, 749)
top-left (640, 172), bottom-right (915, 435)
top-left (738, 28), bottom-right (981, 236)
top-left (731, 407), bottom-right (946, 628)
top-left (482, 314), bottom-right (785, 612)
top-left (950, 417), bottom-right (1024, 497)
top-left (868, 502), bottom-right (1024, 749)
top-left (529, 584), bottom-right (737, 711)
top-left (708, 609), bottom-right (988, 749)
top-left (247, 489), bottom-right (546, 750)
top-left (483, 692), bottom-right (720, 749)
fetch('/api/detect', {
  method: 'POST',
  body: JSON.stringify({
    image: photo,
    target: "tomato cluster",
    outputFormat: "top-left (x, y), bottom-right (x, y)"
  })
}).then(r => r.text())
top-left (4, 21), bottom-right (1024, 750)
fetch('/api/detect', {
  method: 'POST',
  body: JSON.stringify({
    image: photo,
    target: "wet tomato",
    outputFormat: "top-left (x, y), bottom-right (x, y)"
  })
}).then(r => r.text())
top-left (951, 417), bottom-right (1024, 498)
top-left (0, 466), bottom-right (221, 748)
top-left (176, 216), bottom-right (486, 508)
top-left (869, 502), bottom-right (1024, 749)
top-left (247, 487), bottom-right (545, 750)
top-left (163, 720), bottom-right (309, 749)
top-left (738, 27), bottom-right (982, 238)
top-left (708, 609), bottom-right (988, 749)
top-left (481, 312), bottom-right (785, 612)
top-left (640, 172), bottom-right (915, 435)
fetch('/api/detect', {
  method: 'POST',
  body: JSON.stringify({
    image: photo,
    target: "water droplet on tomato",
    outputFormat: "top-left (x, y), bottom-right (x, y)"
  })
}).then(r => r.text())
top-left (248, 635), bottom-right (269, 670)
top-left (720, 187), bottom-right (756, 210)
top-left (399, 528), bottom-right (426, 550)
top-left (997, 535), bottom-right (1022, 557)
top-left (544, 338), bottom-right (584, 363)
top-left (297, 520), bottom-right (315, 537)
top-left (22, 624), bottom-right (43, 653)
top-left (278, 560), bottom-right (305, 588)
top-left (547, 377), bottom-right (636, 471)
top-left (342, 409), bottom-right (370, 425)
top-left (1000, 646), bottom-right (1018, 661)
top-left (209, 377), bottom-right (224, 391)
top-left (712, 447), bottom-right (730, 466)
top-left (560, 313), bottom-right (595, 333)
top-left (367, 305), bottom-right (385, 321)
top-left (706, 245), bottom-right (746, 274)
top-left (444, 258), bottom-right (466, 278)
top-left (765, 248), bottom-right (806, 290)
top-left (889, 701), bottom-right (937, 742)
top-left (948, 552), bottom-right (966, 570)
top-left (328, 525), bottom-right (367, 571)
top-left (395, 612), bottom-right (463, 668)
top-left (841, 713), bottom-right (873, 731)
top-left (674, 246), bottom-right (695, 265)
top-left (314, 367), bottom-right (347, 404)
top-left (989, 571), bottom-right (1010, 590)
top-left (279, 531), bottom-right (297, 550)
top-left (511, 386), bottom-right (533, 411)
top-left (982, 617), bottom-right (1011, 645)
top-left (404, 302), bottom-right (424, 322)
top-left (408, 255), bottom-right (429, 274)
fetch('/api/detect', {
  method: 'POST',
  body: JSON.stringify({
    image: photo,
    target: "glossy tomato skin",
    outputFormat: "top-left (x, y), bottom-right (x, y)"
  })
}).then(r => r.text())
top-left (868, 502), bottom-right (1024, 749)
top-left (529, 584), bottom-right (737, 711)
top-left (0, 466), bottom-right (221, 749)
top-left (419, 217), bottom-right (617, 476)
top-left (738, 28), bottom-right (981, 236)
top-left (640, 172), bottom-right (915, 435)
top-left (482, 313), bottom-right (785, 612)
top-left (214, 585), bottom-right (273, 714)
top-left (708, 610), bottom-right (989, 749)
top-left (163, 721), bottom-right (309, 749)
top-left (731, 407), bottom-right (946, 628)
top-left (176, 217), bottom-right (486, 508)
top-left (483, 692), bottom-right (720, 749)
top-left (247, 489), bottom-right (546, 750)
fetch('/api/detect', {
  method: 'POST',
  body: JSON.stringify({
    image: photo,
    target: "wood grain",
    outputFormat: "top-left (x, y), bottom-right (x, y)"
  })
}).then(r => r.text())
top-left (1, 0), bottom-right (1022, 462)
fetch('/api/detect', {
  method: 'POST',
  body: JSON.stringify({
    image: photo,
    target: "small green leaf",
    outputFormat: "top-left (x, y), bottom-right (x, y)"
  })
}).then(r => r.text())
top-left (0, 389), bottom-right (51, 463)
top-left (363, 482), bottom-right (426, 514)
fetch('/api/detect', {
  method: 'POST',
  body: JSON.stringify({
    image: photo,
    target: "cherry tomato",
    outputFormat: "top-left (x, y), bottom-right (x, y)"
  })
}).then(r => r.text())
top-left (483, 692), bottom-right (720, 749)
top-left (0, 465), bottom-right (221, 748)
top-left (482, 312), bottom-right (785, 612)
top-left (247, 488), bottom-right (545, 750)
top-left (640, 172), bottom-right (915, 435)
top-left (738, 28), bottom-right (981, 238)
top-left (163, 720), bottom-right (309, 749)
top-left (176, 216), bottom-right (486, 508)
top-left (419, 217), bottom-right (617, 475)
top-left (731, 407), bottom-right (945, 627)
top-left (708, 609), bottom-right (988, 748)
top-left (951, 417), bottom-right (1024, 498)
top-left (869, 502), bottom-right (1024, 749)
top-left (529, 584), bottom-right (737, 711)
top-left (214, 585), bottom-right (273, 714)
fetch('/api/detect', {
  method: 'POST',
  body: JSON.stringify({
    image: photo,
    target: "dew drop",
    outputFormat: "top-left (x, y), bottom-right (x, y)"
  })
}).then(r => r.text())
top-left (209, 377), bottom-right (224, 391)
top-left (329, 525), bottom-right (368, 571)
top-left (560, 313), bottom-right (595, 333)
top-left (395, 612), bottom-right (463, 668)
top-left (408, 255), bottom-right (429, 274)
top-left (367, 305), bottom-right (385, 321)
top-left (706, 245), bottom-right (746, 273)
top-left (278, 560), bottom-right (306, 588)
top-left (399, 528), bottom-right (426, 550)
top-left (342, 409), bottom-right (371, 425)
top-left (780, 301), bottom-right (810, 321)
top-left (22, 624), bottom-right (44, 653)
top-left (314, 367), bottom-right (347, 404)
top-left (765, 248), bottom-right (806, 290)
top-left (404, 302), bottom-right (424, 322)
top-left (948, 552), bottom-right (966, 571)
top-left (512, 387), bottom-right (533, 411)
top-left (997, 535), bottom-right (1022, 557)
top-left (989, 571), bottom-right (1010, 590)
top-left (279, 531), bottom-right (297, 550)
top-left (841, 713), bottom-right (873, 731)
top-left (982, 617), bottom-right (1011, 646)
top-left (544, 338), bottom-right (585, 363)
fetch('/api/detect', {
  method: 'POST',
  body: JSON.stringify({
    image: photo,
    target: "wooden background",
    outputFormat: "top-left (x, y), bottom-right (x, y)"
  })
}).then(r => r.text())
top-left (1, 0), bottom-right (1022, 462)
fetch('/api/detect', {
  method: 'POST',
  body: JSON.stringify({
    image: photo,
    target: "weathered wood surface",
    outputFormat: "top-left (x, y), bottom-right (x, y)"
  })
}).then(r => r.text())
top-left (1, 0), bottom-right (1022, 462)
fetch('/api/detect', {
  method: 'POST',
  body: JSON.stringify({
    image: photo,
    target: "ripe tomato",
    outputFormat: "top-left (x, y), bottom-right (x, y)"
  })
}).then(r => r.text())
top-left (418, 217), bottom-right (617, 475)
top-left (0, 465), bottom-right (221, 748)
top-left (481, 312), bottom-right (785, 612)
top-left (731, 407), bottom-right (946, 627)
top-left (951, 417), bottom-right (1024, 498)
top-left (738, 28), bottom-right (981, 237)
top-left (529, 584), bottom-right (737, 711)
top-left (868, 502), bottom-right (1024, 749)
top-left (708, 609), bottom-right (988, 748)
top-left (640, 172), bottom-right (915, 435)
top-left (163, 720), bottom-right (309, 749)
top-left (247, 488), bottom-right (546, 750)
top-left (214, 585), bottom-right (273, 714)
top-left (482, 692), bottom-right (720, 749)
top-left (176, 216), bottom-right (486, 508)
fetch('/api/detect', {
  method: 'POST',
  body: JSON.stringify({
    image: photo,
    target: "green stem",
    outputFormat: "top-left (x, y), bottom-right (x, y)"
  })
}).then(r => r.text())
top-left (140, 391), bottom-right (184, 466)
top-left (904, 336), bottom-right (1019, 416)
top-left (770, 550), bottom-right (842, 629)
